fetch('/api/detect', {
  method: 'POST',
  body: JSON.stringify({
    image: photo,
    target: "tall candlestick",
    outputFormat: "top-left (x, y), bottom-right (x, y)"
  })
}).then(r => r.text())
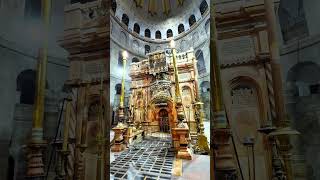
top-left (120, 51), bottom-right (128, 108)
top-left (26, 0), bottom-right (51, 178)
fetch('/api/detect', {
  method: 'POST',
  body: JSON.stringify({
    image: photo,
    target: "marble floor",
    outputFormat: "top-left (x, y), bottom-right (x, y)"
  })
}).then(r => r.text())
top-left (110, 130), bottom-right (210, 180)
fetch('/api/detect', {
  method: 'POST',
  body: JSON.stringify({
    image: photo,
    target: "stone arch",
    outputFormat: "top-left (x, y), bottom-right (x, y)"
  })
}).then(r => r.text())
top-left (228, 76), bottom-right (267, 123)
top-left (121, 13), bottom-right (129, 26)
top-left (199, 0), bottom-right (208, 16)
top-left (145, 29), bottom-right (151, 38)
top-left (111, 0), bottom-right (117, 13)
top-left (132, 57), bottom-right (139, 63)
top-left (286, 61), bottom-right (320, 179)
top-left (178, 24), bottom-right (185, 34)
top-left (115, 83), bottom-right (122, 95)
top-left (155, 30), bottom-right (162, 39)
top-left (286, 61), bottom-right (320, 97)
top-left (133, 23), bottom-right (140, 34)
top-left (228, 76), bottom-right (270, 180)
top-left (189, 14), bottom-right (196, 27)
top-left (16, 69), bottom-right (48, 105)
top-left (195, 50), bottom-right (206, 75)
top-left (167, 29), bottom-right (173, 38)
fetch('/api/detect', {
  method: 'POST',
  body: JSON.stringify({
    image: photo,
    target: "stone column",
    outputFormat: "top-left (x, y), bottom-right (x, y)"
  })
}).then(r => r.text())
top-left (264, 1), bottom-right (294, 179)
top-left (210, 2), bottom-right (237, 179)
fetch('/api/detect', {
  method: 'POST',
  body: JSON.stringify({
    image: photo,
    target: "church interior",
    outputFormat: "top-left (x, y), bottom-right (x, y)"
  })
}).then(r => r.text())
top-left (0, 0), bottom-right (320, 180)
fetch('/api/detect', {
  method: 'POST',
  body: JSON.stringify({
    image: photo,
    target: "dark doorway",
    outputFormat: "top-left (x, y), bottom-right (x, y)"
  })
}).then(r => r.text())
top-left (7, 156), bottom-right (14, 180)
top-left (159, 109), bottom-right (169, 133)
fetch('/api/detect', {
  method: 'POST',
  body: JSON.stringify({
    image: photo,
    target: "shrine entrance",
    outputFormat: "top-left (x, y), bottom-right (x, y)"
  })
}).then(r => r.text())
top-left (159, 109), bottom-right (170, 133)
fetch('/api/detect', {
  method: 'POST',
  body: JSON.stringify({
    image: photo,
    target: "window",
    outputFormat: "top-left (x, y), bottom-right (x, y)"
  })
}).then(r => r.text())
top-left (196, 50), bottom-right (206, 75)
top-left (122, 14), bottom-right (129, 26)
top-left (24, 0), bottom-right (41, 18)
top-left (200, 0), bottom-right (208, 16)
top-left (178, 24), bottom-right (185, 34)
top-left (189, 15), bottom-right (196, 27)
top-left (132, 57), bottom-right (140, 63)
top-left (167, 29), bottom-right (173, 38)
top-left (115, 84), bottom-right (122, 95)
top-left (155, 31), bottom-right (161, 39)
top-left (145, 45), bottom-right (150, 54)
top-left (111, 0), bottom-right (117, 13)
top-left (16, 70), bottom-right (37, 104)
top-left (133, 23), bottom-right (140, 34)
top-left (145, 29), bottom-right (151, 38)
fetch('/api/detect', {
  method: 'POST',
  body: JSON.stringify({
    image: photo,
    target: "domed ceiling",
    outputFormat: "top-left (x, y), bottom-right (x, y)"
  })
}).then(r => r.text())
top-left (111, 0), bottom-right (209, 40)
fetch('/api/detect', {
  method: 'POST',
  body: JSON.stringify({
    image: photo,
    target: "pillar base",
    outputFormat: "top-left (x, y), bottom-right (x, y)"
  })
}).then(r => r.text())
top-left (111, 126), bottom-right (125, 152)
top-left (173, 125), bottom-right (192, 160)
top-left (213, 128), bottom-right (237, 176)
top-left (25, 140), bottom-right (47, 180)
top-left (177, 146), bottom-right (192, 160)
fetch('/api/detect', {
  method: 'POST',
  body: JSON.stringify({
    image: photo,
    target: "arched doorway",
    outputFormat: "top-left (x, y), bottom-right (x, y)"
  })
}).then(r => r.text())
top-left (159, 109), bottom-right (169, 133)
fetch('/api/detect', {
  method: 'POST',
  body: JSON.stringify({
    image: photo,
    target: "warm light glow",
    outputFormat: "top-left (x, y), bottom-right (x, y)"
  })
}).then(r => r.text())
top-left (122, 50), bottom-right (128, 59)
top-left (170, 39), bottom-right (175, 48)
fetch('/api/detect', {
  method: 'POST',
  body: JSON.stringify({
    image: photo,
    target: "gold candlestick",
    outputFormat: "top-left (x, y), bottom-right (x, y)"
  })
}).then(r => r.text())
top-left (170, 40), bottom-right (185, 126)
top-left (26, 0), bottom-right (51, 179)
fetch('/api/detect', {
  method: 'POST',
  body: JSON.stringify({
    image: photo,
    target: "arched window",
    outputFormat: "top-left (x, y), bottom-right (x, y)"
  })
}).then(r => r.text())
top-left (155, 31), bottom-right (161, 39)
top-left (132, 57), bottom-right (140, 63)
top-left (178, 24), bottom-right (185, 34)
top-left (189, 15), bottom-right (196, 27)
top-left (121, 14), bottom-right (129, 26)
top-left (133, 23), bottom-right (140, 34)
top-left (167, 29), bottom-right (173, 38)
top-left (145, 29), bottom-right (151, 38)
top-left (196, 50), bottom-right (206, 75)
top-left (111, 0), bottom-right (117, 13)
top-left (200, 0), bottom-right (208, 16)
top-left (16, 69), bottom-right (48, 105)
top-left (17, 70), bottom-right (36, 104)
top-left (115, 84), bottom-right (122, 95)
top-left (145, 45), bottom-right (150, 54)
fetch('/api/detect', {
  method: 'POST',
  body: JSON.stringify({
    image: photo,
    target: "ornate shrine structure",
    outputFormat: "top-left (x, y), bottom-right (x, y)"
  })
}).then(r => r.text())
top-left (129, 49), bottom-right (200, 138)
top-left (58, 1), bottom-right (110, 180)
